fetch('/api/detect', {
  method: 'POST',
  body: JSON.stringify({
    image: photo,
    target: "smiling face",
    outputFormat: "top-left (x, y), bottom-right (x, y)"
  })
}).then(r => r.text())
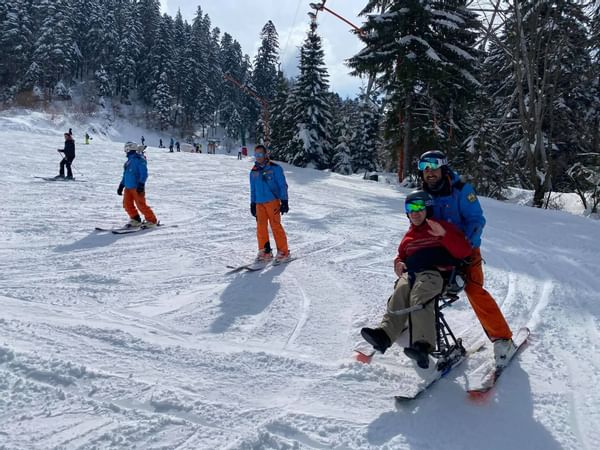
top-left (408, 209), bottom-right (427, 226)
top-left (423, 167), bottom-right (442, 188)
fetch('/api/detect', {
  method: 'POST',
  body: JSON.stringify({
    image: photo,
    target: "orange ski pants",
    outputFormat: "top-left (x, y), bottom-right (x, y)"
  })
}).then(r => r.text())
top-left (464, 248), bottom-right (512, 340)
top-left (123, 188), bottom-right (157, 223)
top-left (256, 199), bottom-right (288, 253)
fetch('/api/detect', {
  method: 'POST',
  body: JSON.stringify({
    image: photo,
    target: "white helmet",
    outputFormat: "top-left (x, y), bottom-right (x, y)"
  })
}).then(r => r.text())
top-left (124, 142), bottom-right (145, 154)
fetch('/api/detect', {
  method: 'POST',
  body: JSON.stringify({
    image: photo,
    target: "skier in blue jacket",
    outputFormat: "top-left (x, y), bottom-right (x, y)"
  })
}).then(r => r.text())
top-left (117, 142), bottom-right (158, 228)
top-left (250, 144), bottom-right (290, 264)
top-left (418, 150), bottom-right (514, 367)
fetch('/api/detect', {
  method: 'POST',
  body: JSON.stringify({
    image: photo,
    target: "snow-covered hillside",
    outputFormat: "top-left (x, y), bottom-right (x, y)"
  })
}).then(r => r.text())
top-left (1, 111), bottom-right (599, 450)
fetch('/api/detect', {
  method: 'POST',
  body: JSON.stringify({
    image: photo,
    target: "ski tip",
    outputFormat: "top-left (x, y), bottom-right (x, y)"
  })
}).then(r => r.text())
top-left (467, 389), bottom-right (492, 403)
top-left (354, 351), bottom-right (373, 364)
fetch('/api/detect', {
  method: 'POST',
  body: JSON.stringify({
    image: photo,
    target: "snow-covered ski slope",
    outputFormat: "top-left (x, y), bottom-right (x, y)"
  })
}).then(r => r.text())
top-left (1, 112), bottom-right (599, 450)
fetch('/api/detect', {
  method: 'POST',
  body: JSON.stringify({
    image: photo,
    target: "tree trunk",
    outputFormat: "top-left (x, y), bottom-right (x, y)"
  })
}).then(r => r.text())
top-left (401, 95), bottom-right (412, 181)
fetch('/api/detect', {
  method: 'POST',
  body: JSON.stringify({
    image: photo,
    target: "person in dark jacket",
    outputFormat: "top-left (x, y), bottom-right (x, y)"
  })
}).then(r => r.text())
top-left (361, 191), bottom-right (472, 368)
top-left (56, 132), bottom-right (76, 179)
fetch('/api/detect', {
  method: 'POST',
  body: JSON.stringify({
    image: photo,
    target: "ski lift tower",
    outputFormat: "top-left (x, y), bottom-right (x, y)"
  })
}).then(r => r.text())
top-left (223, 73), bottom-right (271, 147)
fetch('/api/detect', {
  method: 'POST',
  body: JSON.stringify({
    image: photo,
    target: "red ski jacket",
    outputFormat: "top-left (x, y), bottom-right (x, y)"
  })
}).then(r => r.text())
top-left (394, 220), bottom-right (472, 274)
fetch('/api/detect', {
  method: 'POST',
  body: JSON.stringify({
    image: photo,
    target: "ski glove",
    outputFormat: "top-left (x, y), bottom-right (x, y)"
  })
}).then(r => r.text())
top-left (117, 183), bottom-right (124, 196)
top-left (250, 202), bottom-right (256, 217)
top-left (136, 183), bottom-right (145, 193)
top-left (279, 200), bottom-right (289, 214)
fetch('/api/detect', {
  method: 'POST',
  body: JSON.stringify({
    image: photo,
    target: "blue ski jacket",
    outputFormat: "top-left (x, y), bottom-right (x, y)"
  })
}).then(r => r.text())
top-left (250, 161), bottom-right (288, 204)
top-left (426, 170), bottom-right (486, 249)
top-left (121, 153), bottom-right (148, 188)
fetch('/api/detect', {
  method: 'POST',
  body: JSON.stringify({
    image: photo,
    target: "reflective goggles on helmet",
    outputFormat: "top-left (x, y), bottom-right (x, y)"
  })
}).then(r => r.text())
top-left (405, 199), bottom-right (428, 214)
top-left (418, 156), bottom-right (447, 171)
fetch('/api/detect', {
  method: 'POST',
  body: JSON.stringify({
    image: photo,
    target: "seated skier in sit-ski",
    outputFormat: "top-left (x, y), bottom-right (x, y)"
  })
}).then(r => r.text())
top-left (361, 190), bottom-right (472, 369)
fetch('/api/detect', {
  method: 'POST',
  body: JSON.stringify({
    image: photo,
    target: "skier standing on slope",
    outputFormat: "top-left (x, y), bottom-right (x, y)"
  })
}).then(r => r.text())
top-left (417, 150), bottom-right (515, 367)
top-left (117, 142), bottom-right (159, 228)
top-left (250, 144), bottom-right (291, 264)
top-left (361, 191), bottom-right (472, 369)
top-left (56, 132), bottom-right (76, 179)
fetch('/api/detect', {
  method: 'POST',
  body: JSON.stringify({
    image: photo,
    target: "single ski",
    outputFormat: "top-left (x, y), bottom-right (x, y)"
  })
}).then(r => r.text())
top-left (34, 176), bottom-right (86, 182)
top-left (466, 327), bottom-right (530, 398)
top-left (225, 260), bottom-right (270, 274)
top-left (394, 338), bottom-right (487, 401)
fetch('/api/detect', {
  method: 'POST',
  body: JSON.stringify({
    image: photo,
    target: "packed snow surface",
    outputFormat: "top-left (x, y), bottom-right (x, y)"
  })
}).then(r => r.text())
top-left (1, 111), bottom-right (599, 449)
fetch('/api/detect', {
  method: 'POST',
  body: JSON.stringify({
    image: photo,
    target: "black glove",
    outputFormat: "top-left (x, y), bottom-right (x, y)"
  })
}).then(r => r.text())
top-left (279, 200), bottom-right (289, 214)
top-left (136, 183), bottom-right (145, 193)
top-left (250, 202), bottom-right (256, 217)
top-left (117, 183), bottom-right (124, 196)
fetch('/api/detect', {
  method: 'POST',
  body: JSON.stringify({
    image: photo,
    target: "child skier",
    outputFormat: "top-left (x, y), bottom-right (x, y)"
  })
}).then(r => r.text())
top-left (249, 144), bottom-right (290, 264)
top-left (117, 142), bottom-right (159, 228)
top-left (361, 191), bottom-right (472, 369)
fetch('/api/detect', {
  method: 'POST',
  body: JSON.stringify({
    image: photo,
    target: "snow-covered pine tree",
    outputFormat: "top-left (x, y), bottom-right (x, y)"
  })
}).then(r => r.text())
top-left (181, 6), bottom-right (208, 128)
top-left (219, 33), bottom-right (245, 127)
top-left (153, 71), bottom-right (173, 129)
top-left (269, 71), bottom-right (293, 161)
top-left (94, 65), bottom-right (111, 99)
top-left (152, 13), bottom-right (176, 102)
top-left (352, 97), bottom-right (380, 173)
top-left (135, 0), bottom-right (161, 105)
top-left (0, 0), bottom-right (34, 92)
top-left (332, 113), bottom-right (354, 175)
top-left (348, 0), bottom-right (481, 180)
top-left (225, 107), bottom-right (242, 141)
top-left (252, 20), bottom-right (280, 142)
top-left (171, 10), bottom-right (188, 127)
top-left (252, 21), bottom-right (279, 102)
top-left (30, 0), bottom-right (78, 95)
top-left (286, 21), bottom-right (333, 169)
top-left (113, 0), bottom-right (140, 101)
top-left (483, 0), bottom-right (594, 206)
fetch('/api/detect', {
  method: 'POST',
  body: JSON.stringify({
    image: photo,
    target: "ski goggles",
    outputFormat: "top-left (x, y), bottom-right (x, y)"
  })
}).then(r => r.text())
top-left (405, 199), bottom-right (428, 214)
top-left (418, 156), bottom-right (447, 171)
top-left (254, 152), bottom-right (265, 158)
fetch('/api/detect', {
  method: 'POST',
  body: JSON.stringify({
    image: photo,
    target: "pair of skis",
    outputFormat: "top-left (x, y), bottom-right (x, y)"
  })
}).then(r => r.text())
top-left (354, 327), bottom-right (529, 401)
top-left (94, 223), bottom-right (176, 235)
top-left (34, 176), bottom-right (86, 182)
top-left (226, 256), bottom-right (296, 274)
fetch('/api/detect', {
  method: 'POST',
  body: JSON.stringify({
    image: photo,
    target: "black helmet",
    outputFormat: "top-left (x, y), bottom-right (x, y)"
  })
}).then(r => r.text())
top-left (418, 150), bottom-right (448, 173)
top-left (405, 190), bottom-right (434, 218)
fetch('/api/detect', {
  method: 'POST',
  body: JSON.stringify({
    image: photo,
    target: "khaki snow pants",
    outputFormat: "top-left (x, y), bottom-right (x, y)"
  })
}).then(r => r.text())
top-left (380, 270), bottom-right (444, 349)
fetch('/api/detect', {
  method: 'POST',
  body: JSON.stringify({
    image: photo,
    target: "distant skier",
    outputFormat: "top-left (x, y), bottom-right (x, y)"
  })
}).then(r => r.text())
top-left (249, 144), bottom-right (290, 264)
top-left (55, 132), bottom-right (76, 179)
top-left (169, 137), bottom-right (174, 152)
top-left (417, 150), bottom-right (515, 367)
top-left (141, 135), bottom-right (145, 145)
top-left (85, 132), bottom-right (90, 144)
top-left (159, 138), bottom-right (163, 148)
top-left (117, 142), bottom-right (158, 228)
top-left (176, 141), bottom-right (180, 152)
top-left (360, 191), bottom-right (472, 369)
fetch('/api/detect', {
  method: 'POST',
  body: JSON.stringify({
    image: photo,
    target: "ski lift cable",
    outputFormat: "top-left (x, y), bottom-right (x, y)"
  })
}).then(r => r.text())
top-left (281, 0), bottom-right (304, 65)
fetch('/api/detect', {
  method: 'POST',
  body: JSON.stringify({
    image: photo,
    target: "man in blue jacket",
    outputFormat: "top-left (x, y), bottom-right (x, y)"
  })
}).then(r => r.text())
top-left (117, 142), bottom-right (158, 228)
top-left (250, 144), bottom-right (290, 264)
top-left (418, 150), bottom-right (515, 367)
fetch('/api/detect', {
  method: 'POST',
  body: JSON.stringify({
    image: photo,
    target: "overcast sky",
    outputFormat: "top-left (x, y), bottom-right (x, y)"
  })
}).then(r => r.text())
top-left (159, 1), bottom-right (367, 98)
